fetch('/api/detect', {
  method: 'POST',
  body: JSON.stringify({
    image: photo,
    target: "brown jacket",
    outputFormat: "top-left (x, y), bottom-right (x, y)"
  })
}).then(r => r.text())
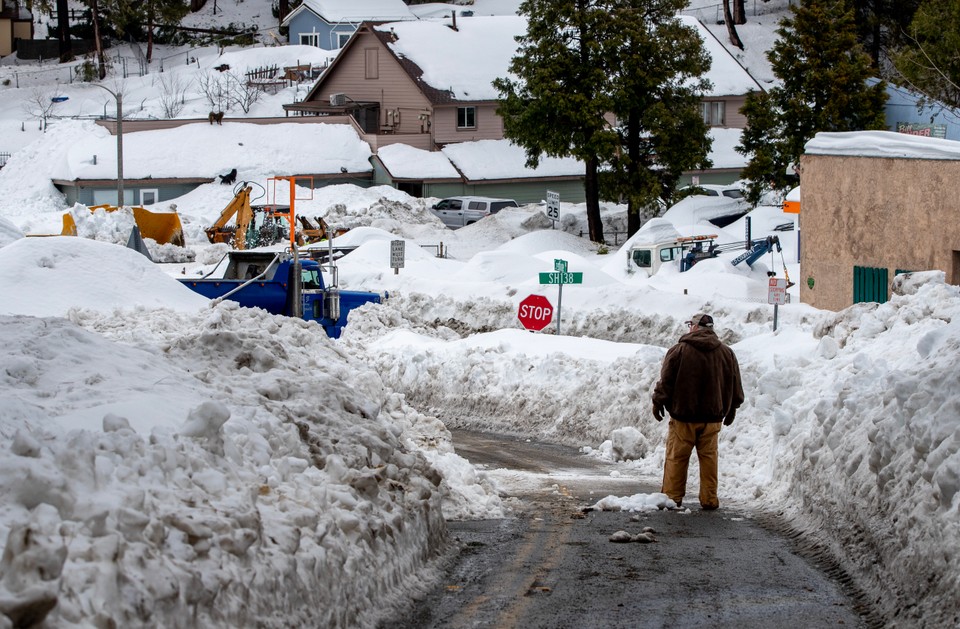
top-left (652, 327), bottom-right (744, 423)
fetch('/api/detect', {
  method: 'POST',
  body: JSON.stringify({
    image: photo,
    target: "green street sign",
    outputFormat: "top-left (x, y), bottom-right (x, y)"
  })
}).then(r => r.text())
top-left (554, 259), bottom-right (568, 272)
top-left (539, 271), bottom-right (583, 285)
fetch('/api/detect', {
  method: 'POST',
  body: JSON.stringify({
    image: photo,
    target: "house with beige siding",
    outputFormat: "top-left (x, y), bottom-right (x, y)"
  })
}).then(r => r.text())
top-left (0, 0), bottom-right (31, 57)
top-left (284, 15), bottom-right (762, 198)
top-left (798, 131), bottom-right (960, 311)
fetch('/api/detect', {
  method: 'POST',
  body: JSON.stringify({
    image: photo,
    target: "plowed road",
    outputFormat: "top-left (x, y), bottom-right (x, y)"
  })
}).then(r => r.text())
top-left (383, 430), bottom-right (877, 629)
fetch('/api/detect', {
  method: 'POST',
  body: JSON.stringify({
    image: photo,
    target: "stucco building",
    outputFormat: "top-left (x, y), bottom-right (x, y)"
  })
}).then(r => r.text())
top-left (799, 131), bottom-right (960, 311)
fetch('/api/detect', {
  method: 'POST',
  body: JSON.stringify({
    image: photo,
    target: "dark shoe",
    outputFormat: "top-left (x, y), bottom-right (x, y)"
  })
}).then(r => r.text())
top-left (701, 503), bottom-right (719, 511)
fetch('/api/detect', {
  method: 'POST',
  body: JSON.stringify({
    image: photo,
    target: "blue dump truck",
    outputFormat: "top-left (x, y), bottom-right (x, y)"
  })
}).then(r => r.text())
top-left (179, 250), bottom-right (382, 338)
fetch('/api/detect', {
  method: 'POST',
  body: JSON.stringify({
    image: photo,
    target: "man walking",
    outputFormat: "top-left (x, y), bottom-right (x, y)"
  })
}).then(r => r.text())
top-left (652, 313), bottom-right (744, 510)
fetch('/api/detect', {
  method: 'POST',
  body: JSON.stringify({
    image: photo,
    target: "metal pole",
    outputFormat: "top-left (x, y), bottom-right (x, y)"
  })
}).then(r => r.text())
top-left (93, 84), bottom-right (123, 206)
top-left (556, 282), bottom-right (563, 335)
top-left (773, 303), bottom-right (779, 332)
top-left (116, 91), bottom-right (124, 206)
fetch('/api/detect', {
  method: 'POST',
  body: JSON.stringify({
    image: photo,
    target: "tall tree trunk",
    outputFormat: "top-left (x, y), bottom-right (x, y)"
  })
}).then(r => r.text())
top-left (56, 0), bottom-right (73, 62)
top-left (626, 108), bottom-right (642, 237)
top-left (278, 0), bottom-right (289, 22)
top-left (585, 157), bottom-right (604, 243)
top-left (733, 0), bottom-right (747, 25)
top-left (146, 4), bottom-right (154, 62)
top-left (90, 0), bottom-right (107, 79)
top-left (723, 0), bottom-right (744, 50)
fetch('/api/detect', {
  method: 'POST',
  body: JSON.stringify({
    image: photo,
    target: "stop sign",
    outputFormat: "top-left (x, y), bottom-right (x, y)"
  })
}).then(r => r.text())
top-left (518, 294), bottom-right (554, 331)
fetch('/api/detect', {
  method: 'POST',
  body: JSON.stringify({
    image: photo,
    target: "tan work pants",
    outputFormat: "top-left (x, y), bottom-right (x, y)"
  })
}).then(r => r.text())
top-left (661, 419), bottom-right (721, 508)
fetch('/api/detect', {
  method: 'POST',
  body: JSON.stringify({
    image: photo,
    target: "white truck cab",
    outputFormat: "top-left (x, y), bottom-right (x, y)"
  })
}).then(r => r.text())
top-left (627, 234), bottom-right (718, 276)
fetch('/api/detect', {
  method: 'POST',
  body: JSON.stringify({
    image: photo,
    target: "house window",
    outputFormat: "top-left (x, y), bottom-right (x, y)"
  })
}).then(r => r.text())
top-left (93, 188), bottom-right (134, 206)
top-left (300, 32), bottom-right (319, 47)
top-left (140, 189), bottom-right (159, 205)
top-left (336, 32), bottom-right (351, 49)
top-left (701, 101), bottom-right (725, 126)
top-left (365, 48), bottom-right (379, 79)
top-left (457, 106), bottom-right (476, 129)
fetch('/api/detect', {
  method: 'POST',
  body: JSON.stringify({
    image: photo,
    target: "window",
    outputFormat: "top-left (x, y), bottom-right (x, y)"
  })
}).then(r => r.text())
top-left (457, 106), bottom-right (476, 129)
top-left (140, 189), bottom-right (158, 205)
top-left (661, 246), bottom-right (682, 262)
top-left (701, 101), bottom-right (725, 126)
top-left (93, 188), bottom-right (134, 206)
top-left (365, 48), bottom-right (378, 79)
top-left (632, 250), bottom-right (651, 268)
top-left (467, 201), bottom-right (484, 210)
top-left (336, 32), bottom-right (351, 49)
top-left (300, 32), bottom-right (319, 47)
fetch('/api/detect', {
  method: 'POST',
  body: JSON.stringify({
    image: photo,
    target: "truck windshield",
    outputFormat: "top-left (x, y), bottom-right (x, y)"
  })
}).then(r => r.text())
top-left (631, 249), bottom-right (652, 267)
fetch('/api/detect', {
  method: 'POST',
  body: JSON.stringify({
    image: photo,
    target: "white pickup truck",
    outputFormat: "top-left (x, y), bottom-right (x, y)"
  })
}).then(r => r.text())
top-left (430, 196), bottom-right (519, 229)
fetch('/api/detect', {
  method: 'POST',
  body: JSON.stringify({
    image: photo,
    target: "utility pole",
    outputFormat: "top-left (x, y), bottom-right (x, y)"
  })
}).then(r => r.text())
top-left (93, 84), bottom-right (124, 206)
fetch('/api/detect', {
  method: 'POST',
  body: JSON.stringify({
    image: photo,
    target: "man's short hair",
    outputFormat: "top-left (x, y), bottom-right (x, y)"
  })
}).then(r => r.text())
top-left (686, 313), bottom-right (714, 328)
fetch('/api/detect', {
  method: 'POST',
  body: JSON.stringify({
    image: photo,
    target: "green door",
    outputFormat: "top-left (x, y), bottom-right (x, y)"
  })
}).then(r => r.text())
top-left (853, 265), bottom-right (889, 304)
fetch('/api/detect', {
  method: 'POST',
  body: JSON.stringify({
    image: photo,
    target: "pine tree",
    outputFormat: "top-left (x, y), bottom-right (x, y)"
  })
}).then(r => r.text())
top-left (737, 0), bottom-right (887, 205)
top-left (891, 0), bottom-right (960, 109)
top-left (600, 3), bottom-right (712, 235)
top-left (496, 0), bottom-right (714, 241)
top-left (494, 0), bottom-right (615, 243)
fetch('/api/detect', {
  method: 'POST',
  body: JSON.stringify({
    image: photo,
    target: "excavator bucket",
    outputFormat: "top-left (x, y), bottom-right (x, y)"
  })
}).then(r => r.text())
top-left (60, 205), bottom-right (185, 247)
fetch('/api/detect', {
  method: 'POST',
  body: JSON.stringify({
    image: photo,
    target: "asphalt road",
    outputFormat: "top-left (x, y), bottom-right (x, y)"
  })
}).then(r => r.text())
top-left (382, 430), bottom-right (878, 629)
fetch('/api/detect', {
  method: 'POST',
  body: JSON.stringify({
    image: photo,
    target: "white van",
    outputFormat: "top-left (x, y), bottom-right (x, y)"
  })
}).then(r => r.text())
top-left (430, 196), bottom-right (519, 229)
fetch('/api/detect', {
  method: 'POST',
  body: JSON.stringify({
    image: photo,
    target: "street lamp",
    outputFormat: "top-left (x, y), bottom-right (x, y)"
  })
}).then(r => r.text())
top-left (92, 83), bottom-right (124, 207)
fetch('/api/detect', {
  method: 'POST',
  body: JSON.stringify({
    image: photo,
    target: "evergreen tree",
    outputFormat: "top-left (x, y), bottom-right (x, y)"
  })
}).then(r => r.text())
top-left (494, 0), bottom-right (616, 243)
top-left (737, 0), bottom-right (887, 205)
top-left (600, 3), bottom-right (712, 236)
top-left (891, 0), bottom-right (960, 109)
top-left (496, 0), bottom-right (714, 241)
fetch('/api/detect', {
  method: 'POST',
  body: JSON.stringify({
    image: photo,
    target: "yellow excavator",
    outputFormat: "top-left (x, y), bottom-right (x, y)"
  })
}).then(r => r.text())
top-left (60, 205), bottom-right (185, 247)
top-left (206, 183), bottom-right (347, 249)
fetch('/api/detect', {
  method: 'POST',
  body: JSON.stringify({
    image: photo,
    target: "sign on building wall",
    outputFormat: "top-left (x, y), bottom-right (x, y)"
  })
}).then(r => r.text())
top-left (896, 122), bottom-right (947, 139)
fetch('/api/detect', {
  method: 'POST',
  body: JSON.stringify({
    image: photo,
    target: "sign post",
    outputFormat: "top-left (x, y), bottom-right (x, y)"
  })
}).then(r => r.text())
top-left (538, 258), bottom-right (583, 334)
top-left (545, 190), bottom-right (560, 227)
top-left (767, 277), bottom-right (787, 330)
top-left (390, 240), bottom-right (405, 275)
top-left (518, 294), bottom-right (554, 331)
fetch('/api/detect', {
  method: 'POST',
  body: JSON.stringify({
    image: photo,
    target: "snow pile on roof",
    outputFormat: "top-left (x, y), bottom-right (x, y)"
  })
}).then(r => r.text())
top-left (41, 119), bottom-right (372, 181)
top-left (806, 130), bottom-right (960, 160)
top-left (442, 139), bottom-right (583, 180)
top-left (709, 127), bottom-right (747, 169)
top-left (375, 17), bottom-right (526, 101)
top-left (299, 0), bottom-right (415, 22)
top-left (679, 16), bottom-right (762, 96)
top-left (377, 144), bottom-right (461, 180)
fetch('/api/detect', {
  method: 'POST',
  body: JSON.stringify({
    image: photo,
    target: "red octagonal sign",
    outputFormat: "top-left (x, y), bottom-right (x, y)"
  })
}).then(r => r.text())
top-left (518, 294), bottom-right (554, 331)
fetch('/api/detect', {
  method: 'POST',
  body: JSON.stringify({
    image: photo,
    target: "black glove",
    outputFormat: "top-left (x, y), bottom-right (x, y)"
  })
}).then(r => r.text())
top-left (653, 403), bottom-right (665, 422)
top-left (723, 410), bottom-right (736, 426)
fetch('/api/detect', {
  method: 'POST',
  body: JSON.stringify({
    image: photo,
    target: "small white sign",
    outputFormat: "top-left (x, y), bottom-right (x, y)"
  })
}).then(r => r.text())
top-left (545, 190), bottom-right (560, 221)
top-left (390, 240), bottom-right (405, 269)
top-left (767, 277), bottom-right (787, 305)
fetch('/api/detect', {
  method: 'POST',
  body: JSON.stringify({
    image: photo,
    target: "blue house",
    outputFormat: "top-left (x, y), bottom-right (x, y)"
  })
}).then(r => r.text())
top-left (282, 0), bottom-right (415, 50)
top-left (869, 78), bottom-right (960, 142)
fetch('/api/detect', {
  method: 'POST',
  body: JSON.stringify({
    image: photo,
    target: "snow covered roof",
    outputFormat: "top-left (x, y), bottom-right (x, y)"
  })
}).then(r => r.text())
top-left (374, 17), bottom-right (526, 102)
top-left (286, 0), bottom-right (415, 25)
top-left (709, 127), bottom-right (747, 169)
top-left (805, 131), bottom-right (960, 161)
top-left (679, 16), bottom-right (763, 96)
top-left (441, 139), bottom-right (583, 181)
top-left (369, 15), bottom-right (760, 102)
top-left (376, 144), bottom-right (461, 180)
top-left (42, 120), bottom-right (372, 181)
